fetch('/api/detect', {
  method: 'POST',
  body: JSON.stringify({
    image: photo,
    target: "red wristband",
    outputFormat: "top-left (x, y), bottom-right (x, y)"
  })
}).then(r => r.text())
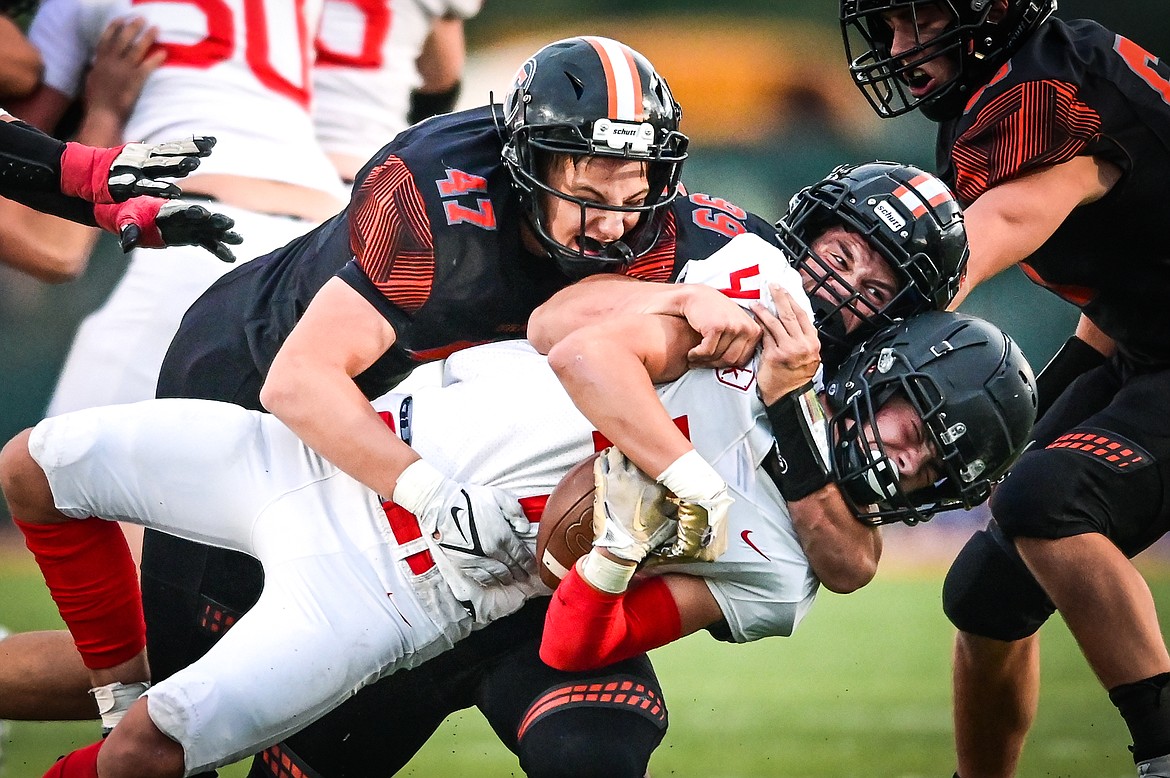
top-left (93, 197), bottom-right (165, 247)
top-left (60, 142), bottom-right (125, 204)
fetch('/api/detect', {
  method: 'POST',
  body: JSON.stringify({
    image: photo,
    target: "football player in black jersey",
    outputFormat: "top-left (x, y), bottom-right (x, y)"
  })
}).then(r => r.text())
top-left (842, 1), bottom-right (1170, 775)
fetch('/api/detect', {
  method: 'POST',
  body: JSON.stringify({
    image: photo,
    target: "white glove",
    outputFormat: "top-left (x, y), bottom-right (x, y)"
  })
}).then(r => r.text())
top-left (107, 136), bottom-right (216, 200)
top-left (592, 447), bottom-right (679, 564)
top-left (655, 450), bottom-right (733, 562)
top-left (394, 459), bottom-right (534, 586)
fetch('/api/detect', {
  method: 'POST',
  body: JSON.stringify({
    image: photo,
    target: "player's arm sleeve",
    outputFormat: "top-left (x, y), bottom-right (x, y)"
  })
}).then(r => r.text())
top-left (540, 567), bottom-right (682, 672)
top-left (341, 155), bottom-right (436, 318)
top-left (0, 119), bottom-right (99, 225)
top-left (952, 80), bottom-right (1103, 203)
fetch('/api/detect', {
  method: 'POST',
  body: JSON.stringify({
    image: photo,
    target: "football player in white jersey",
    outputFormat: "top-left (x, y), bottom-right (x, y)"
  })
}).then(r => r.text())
top-left (314, 0), bottom-right (482, 183)
top-left (0, 18), bottom-right (241, 282)
top-left (25, 0), bottom-right (348, 417)
top-left (0, 235), bottom-right (1035, 778)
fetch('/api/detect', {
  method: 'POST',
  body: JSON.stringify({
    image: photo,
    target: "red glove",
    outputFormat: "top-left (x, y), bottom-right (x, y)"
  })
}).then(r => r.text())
top-left (94, 199), bottom-right (242, 262)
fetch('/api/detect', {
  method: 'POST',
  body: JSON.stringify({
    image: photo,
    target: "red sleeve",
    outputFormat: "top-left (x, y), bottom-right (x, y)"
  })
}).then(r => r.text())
top-left (539, 566), bottom-right (683, 672)
top-left (952, 79), bottom-right (1102, 203)
top-left (348, 155), bottom-right (436, 313)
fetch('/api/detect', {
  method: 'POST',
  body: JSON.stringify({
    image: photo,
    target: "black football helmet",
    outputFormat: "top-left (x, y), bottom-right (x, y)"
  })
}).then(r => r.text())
top-left (840, 0), bottom-right (1057, 120)
top-left (500, 36), bottom-right (689, 278)
top-left (777, 161), bottom-right (968, 373)
top-left (823, 310), bottom-right (1037, 526)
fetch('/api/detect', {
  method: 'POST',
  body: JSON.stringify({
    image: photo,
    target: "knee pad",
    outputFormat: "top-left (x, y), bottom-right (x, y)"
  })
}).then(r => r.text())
top-left (942, 522), bottom-right (1055, 641)
top-left (517, 676), bottom-right (666, 778)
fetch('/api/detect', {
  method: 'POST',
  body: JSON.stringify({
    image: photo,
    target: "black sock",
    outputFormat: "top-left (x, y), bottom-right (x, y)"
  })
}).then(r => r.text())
top-left (1109, 672), bottom-right (1170, 762)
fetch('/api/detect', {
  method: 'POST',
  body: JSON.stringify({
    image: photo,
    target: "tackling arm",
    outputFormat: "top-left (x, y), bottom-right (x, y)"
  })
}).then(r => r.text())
top-left (529, 274), bottom-right (762, 369)
top-left (948, 155), bottom-right (1121, 309)
top-left (261, 278), bottom-right (533, 583)
top-left (753, 286), bottom-right (881, 592)
top-left (261, 278), bottom-right (414, 498)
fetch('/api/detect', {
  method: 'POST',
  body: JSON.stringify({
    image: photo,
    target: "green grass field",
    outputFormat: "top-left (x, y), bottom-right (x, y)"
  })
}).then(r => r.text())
top-left (1, 538), bottom-right (1163, 778)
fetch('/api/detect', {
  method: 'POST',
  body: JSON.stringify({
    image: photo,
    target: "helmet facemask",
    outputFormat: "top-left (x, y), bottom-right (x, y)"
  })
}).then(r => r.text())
top-left (828, 356), bottom-right (987, 526)
top-left (841, 0), bottom-right (1057, 120)
top-left (778, 161), bottom-right (967, 372)
top-left (504, 126), bottom-right (687, 278)
top-left (842, 0), bottom-right (969, 119)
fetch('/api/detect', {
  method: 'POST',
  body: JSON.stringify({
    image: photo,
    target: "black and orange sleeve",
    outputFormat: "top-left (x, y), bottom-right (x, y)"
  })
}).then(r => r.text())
top-left (952, 79), bottom-right (1102, 203)
top-left (343, 155), bottom-right (437, 316)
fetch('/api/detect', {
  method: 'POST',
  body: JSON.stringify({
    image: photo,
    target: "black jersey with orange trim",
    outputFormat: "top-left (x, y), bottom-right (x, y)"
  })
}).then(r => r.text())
top-left (935, 18), bottom-right (1170, 367)
top-left (160, 105), bottom-right (779, 405)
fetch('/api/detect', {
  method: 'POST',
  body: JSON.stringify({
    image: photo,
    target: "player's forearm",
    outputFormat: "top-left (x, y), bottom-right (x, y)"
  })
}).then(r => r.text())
top-left (528, 275), bottom-right (663, 354)
top-left (0, 198), bottom-right (99, 283)
top-left (547, 318), bottom-right (693, 478)
top-left (788, 486), bottom-right (881, 594)
top-left (0, 17), bottom-right (43, 101)
top-left (260, 362), bottom-right (417, 498)
top-left (540, 566), bottom-right (681, 672)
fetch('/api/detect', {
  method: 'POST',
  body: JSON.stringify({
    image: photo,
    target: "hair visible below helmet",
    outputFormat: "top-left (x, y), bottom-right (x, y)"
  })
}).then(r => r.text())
top-left (500, 36), bottom-right (689, 278)
top-left (777, 160), bottom-right (968, 373)
top-left (840, 0), bottom-right (1057, 120)
top-left (823, 310), bottom-right (1037, 526)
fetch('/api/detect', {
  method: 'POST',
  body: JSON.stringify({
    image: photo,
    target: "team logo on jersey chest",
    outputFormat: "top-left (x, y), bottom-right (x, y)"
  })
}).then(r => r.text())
top-left (716, 366), bottom-right (755, 391)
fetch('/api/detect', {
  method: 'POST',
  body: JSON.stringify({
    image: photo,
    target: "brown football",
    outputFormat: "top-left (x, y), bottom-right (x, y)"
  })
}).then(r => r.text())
top-left (536, 452), bottom-right (599, 589)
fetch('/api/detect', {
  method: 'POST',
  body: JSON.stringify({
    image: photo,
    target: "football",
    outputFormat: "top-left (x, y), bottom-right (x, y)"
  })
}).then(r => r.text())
top-left (536, 452), bottom-right (600, 589)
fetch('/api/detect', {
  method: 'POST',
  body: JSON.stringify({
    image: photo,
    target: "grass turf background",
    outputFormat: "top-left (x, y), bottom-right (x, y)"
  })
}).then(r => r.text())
top-left (1, 530), bottom-right (1163, 778)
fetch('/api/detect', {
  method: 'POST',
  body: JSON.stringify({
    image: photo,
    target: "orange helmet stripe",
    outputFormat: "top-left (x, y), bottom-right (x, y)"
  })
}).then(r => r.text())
top-left (583, 36), bottom-right (643, 121)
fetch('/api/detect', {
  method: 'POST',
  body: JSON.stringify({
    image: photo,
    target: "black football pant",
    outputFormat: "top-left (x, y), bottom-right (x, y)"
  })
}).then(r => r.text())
top-left (244, 597), bottom-right (667, 778)
top-left (942, 357), bottom-right (1170, 641)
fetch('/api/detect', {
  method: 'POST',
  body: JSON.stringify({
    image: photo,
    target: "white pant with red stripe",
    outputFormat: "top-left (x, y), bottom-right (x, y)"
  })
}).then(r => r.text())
top-left (29, 398), bottom-right (483, 774)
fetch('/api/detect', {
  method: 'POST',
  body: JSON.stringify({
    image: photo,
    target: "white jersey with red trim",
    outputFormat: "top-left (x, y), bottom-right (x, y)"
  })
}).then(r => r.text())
top-left (404, 234), bottom-right (823, 642)
top-left (313, 0), bottom-right (483, 165)
top-left (28, 0), bottom-right (345, 194)
top-left (26, 234), bottom-right (820, 770)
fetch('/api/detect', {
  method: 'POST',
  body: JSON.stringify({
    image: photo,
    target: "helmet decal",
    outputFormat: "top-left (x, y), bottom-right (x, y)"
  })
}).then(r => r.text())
top-left (582, 36), bottom-right (645, 122)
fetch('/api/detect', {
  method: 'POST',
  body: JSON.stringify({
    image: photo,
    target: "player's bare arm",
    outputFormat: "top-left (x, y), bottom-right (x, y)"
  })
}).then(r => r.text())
top-left (753, 286), bottom-right (881, 592)
top-left (950, 155), bottom-right (1121, 308)
top-left (0, 14), bottom-right (41, 101)
top-left (261, 278), bottom-right (410, 498)
top-left (264, 279), bottom-right (534, 585)
top-left (547, 310), bottom-right (697, 478)
top-left (529, 274), bottom-right (762, 369)
top-left (549, 309), bottom-right (733, 562)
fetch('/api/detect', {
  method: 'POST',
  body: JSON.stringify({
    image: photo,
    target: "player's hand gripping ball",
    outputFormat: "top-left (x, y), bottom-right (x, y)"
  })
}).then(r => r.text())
top-left (536, 453), bottom-right (600, 589)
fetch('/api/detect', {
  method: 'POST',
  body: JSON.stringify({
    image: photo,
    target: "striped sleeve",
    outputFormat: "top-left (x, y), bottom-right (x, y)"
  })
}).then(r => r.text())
top-left (620, 210), bottom-right (678, 282)
top-left (348, 156), bottom-right (437, 314)
top-left (952, 79), bottom-right (1102, 204)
